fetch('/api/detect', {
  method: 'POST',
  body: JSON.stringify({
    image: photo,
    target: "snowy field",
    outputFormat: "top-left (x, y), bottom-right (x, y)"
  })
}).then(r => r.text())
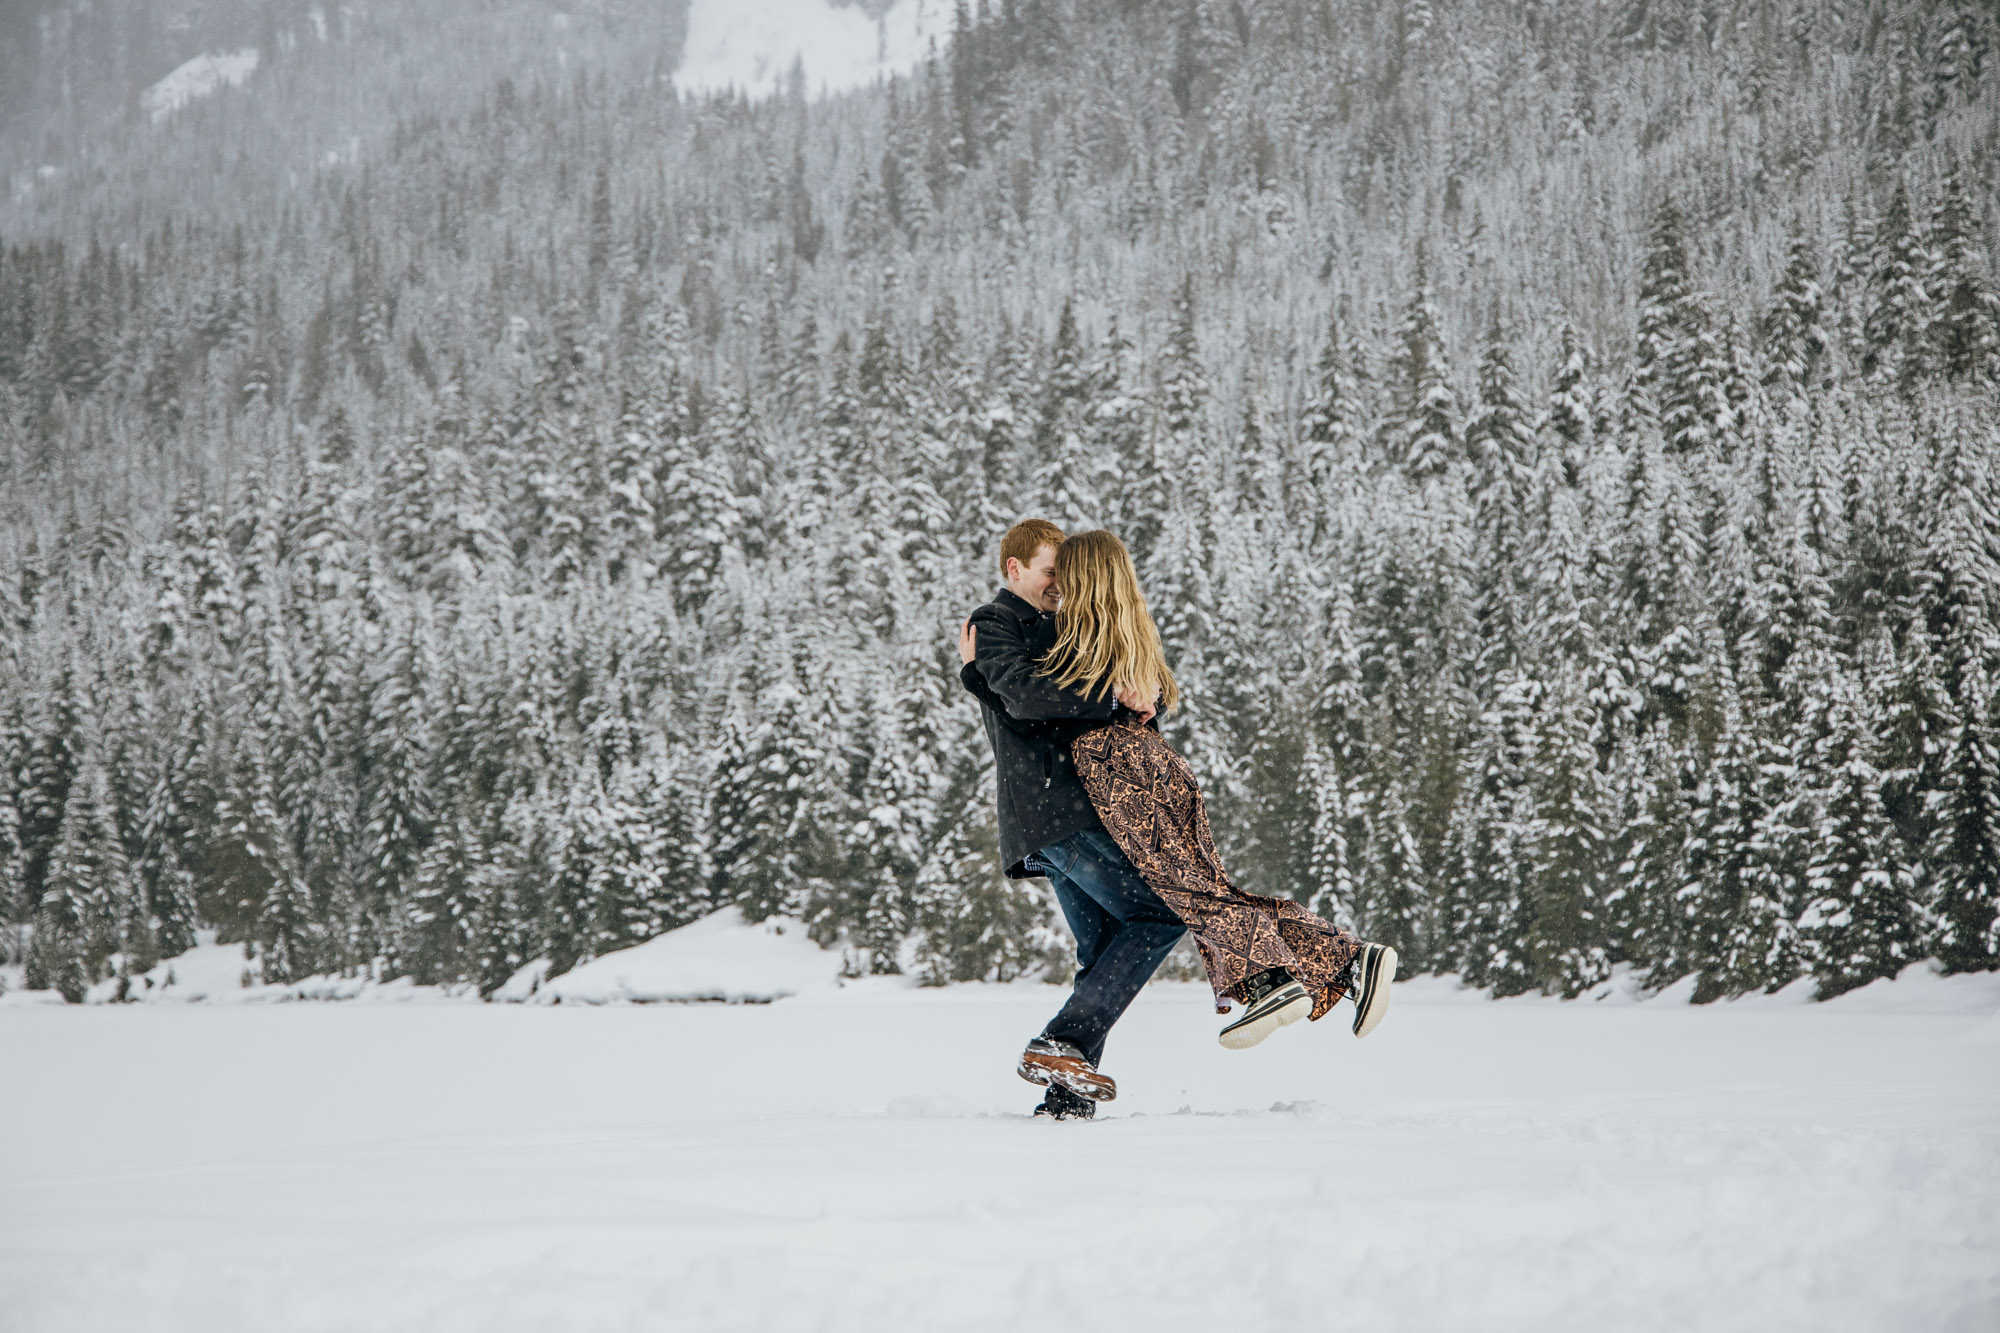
top-left (3, 943), bottom-right (1997, 1332)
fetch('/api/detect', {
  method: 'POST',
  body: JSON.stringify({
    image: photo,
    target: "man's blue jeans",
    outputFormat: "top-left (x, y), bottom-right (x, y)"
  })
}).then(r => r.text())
top-left (1025, 827), bottom-right (1187, 1067)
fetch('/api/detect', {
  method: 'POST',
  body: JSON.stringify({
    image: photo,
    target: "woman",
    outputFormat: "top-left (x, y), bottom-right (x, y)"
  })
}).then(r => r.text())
top-left (962, 528), bottom-right (1397, 1049)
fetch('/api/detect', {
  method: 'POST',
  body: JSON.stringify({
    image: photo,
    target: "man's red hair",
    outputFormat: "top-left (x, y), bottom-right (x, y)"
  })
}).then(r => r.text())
top-left (999, 518), bottom-right (1065, 580)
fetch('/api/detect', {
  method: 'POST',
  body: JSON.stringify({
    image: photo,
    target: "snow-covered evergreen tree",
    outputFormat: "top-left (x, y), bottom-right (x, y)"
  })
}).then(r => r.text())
top-left (710, 639), bottom-right (843, 926)
top-left (26, 729), bottom-right (133, 1001)
top-left (1762, 230), bottom-right (1828, 397)
top-left (1924, 166), bottom-right (2000, 384)
top-left (358, 614), bottom-right (436, 971)
top-left (1681, 668), bottom-right (1796, 1000)
top-left (1863, 184), bottom-right (1930, 387)
top-left (1798, 671), bottom-right (1916, 998)
top-left (1384, 256), bottom-right (1459, 485)
top-left (1520, 672), bottom-right (1613, 995)
top-left (1467, 312), bottom-right (1539, 676)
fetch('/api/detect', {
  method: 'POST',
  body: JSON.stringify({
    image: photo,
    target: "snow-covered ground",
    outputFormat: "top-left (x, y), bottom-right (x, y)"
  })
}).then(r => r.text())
top-left (143, 49), bottom-right (261, 123)
top-left (2, 927), bottom-right (1996, 1332)
top-left (677, 0), bottom-right (940, 98)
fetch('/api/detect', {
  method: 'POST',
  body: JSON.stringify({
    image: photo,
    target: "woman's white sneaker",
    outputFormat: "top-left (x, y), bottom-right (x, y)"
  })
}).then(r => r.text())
top-left (1350, 943), bottom-right (1398, 1038)
top-left (1219, 968), bottom-right (1312, 1049)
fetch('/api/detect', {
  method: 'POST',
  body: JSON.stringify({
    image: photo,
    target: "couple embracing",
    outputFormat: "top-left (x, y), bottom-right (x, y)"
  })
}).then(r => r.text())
top-left (959, 519), bottom-right (1397, 1121)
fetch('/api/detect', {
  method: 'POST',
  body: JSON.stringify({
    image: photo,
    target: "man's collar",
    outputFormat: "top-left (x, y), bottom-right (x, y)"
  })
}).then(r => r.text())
top-left (995, 587), bottom-right (1046, 618)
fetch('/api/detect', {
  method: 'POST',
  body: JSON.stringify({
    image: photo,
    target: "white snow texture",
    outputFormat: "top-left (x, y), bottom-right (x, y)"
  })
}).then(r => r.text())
top-left (2, 910), bottom-right (1996, 1332)
top-left (676, 0), bottom-right (939, 97)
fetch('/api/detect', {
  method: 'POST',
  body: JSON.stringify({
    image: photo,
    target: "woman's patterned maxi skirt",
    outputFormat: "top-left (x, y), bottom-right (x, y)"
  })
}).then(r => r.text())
top-left (1070, 717), bottom-right (1364, 1021)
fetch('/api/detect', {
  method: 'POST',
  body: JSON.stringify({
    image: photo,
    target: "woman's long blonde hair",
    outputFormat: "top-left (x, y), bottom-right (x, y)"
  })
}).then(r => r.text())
top-left (1038, 529), bottom-right (1180, 715)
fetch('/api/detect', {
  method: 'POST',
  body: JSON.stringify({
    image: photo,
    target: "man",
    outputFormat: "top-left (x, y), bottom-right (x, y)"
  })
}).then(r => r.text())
top-left (956, 518), bottom-right (1185, 1121)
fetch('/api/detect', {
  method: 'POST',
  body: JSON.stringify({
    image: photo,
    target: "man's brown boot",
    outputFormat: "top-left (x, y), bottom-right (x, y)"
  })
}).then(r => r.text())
top-left (1017, 1036), bottom-right (1117, 1102)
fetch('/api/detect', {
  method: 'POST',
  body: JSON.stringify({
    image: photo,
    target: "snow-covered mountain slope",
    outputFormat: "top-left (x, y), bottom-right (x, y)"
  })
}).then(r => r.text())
top-left (2, 974), bottom-right (1994, 1331)
top-left (677, 0), bottom-right (939, 95)
top-left (2, 0), bottom-right (690, 211)
top-left (143, 48), bottom-right (261, 123)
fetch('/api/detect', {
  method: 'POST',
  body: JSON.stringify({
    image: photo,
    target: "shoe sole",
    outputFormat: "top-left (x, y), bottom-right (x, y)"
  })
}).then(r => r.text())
top-left (1352, 945), bottom-right (1398, 1038)
top-left (1018, 1052), bottom-right (1118, 1102)
top-left (1218, 983), bottom-right (1311, 1049)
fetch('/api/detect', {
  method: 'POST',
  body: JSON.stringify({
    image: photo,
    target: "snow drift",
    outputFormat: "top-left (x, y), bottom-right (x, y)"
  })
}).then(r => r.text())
top-left (497, 907), bottom-right (842, 1004)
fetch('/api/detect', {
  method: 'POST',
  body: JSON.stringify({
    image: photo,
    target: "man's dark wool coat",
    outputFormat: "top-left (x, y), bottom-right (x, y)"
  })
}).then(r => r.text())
top-left (962, 587), bottom-right (1155, 879)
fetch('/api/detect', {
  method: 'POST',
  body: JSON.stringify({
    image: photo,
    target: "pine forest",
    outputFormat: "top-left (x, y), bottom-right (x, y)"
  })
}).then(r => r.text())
top-left (1, 0), bottom-right (1997, 1007)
